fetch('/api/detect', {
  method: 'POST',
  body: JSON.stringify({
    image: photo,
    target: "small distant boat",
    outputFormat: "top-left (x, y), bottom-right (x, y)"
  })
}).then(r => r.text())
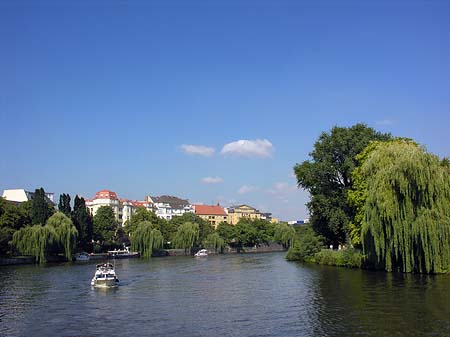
top-left (108, 246), bottom-right (139, 259)
top-left (194, 249), bottom-right (208, 257)
top-left (91, 263), bottom-right (119, 288)
top-left (75, 252), bottom-right (90, 261)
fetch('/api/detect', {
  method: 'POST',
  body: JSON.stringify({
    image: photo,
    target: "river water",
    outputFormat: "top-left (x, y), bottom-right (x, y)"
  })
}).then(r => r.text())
top-left (0, 252), bottom-right (449, 337)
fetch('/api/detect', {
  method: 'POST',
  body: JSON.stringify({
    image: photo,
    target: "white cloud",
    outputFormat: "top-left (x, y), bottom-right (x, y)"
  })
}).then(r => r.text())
top-left (221, 139), bottom-right (274, 158)
top-left (180, 144), bottom-right (215, 157)
top-left (269, 182), bottom-right (297, 194)
top-left (375, 119), bottom-right (394, 126)
top-left (267, 182), bottom-right (298, 203)
top-left (201, 177), bottom-right (223, 184)
top-left (238, 185), bottom-right (257, 195)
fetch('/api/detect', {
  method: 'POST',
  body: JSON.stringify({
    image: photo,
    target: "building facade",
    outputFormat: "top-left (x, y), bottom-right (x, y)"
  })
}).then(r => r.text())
top-left (147, 195), bottom-right (194, 220)
top-left (86, 190), bottom-right (126, 226)
top-left (85, 190), bottom-right (194, 226)
top-left (226, 204), bottom-right (262, 225)
top-left (194, 204), bottom-right (229, 229)
top-left (2, 188), bottom-right (55, 204)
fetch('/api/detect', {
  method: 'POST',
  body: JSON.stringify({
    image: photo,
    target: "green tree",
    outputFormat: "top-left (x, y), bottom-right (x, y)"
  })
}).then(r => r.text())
top-left (347, 138), bottom-right (416, 247)
top-left (274, 223), bottom-right (296, 248)
top-left (72, 195), bottom-right (93, 251)
top-left (286, 225), bottom-right (324, 261)
top-left (12, 225), bottom-right (56, 264)
top-left (31, 188), bottom-right (55, 225)
top-left (168, 213), bottom-right (213, 247)
top-left (125, 207), bottom-right (167, 238)
top-left (357, 141), bottom-right (450, 273)
top-left (0, 198), bottom-right (32, 255)
top-left (251, 219), bottom-right (276, 246)
top-left (294, 124), bottom-right (390, 246)
top-left (130, 221), bottom-right (164, 258)
top-left (93, 206), bottom-right (118, 245)
top-left (217, 222), bottom-right (236, 247)
top-left (58, 193), bottom-right (71, 216)
top-left (46, 212), bottom-right (78, 261)
top-left (173, 222), bottom-right (199, 254)
top-left (203, 232), bottom-right (225, 253)
top-left (233, 220), bottom-right (259, 250)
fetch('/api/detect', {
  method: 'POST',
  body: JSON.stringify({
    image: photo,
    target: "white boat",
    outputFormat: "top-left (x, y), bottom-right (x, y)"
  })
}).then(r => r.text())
top-left (75, 252), bottom-right (90, 261)
top-left (91, 263), bottom-right (119, 288)
top-left (108, 246), bottom-right (139, 259)
top-left (194, 249), bottom-right (208, 257)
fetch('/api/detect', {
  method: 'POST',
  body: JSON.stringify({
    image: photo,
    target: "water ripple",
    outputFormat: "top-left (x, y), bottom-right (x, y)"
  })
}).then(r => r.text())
top-left (1, 254), bottom-right (450, 337)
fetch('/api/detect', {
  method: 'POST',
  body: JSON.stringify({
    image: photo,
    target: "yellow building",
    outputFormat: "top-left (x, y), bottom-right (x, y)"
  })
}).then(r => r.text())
top-left (226, 205), bottom-right (262, 225)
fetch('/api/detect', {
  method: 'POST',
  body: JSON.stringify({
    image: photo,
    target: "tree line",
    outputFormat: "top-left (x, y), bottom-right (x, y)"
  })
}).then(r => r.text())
top-left (0, 190), bottom-right (295, 263)
top-left (290, 123), bottom-right (450, 274)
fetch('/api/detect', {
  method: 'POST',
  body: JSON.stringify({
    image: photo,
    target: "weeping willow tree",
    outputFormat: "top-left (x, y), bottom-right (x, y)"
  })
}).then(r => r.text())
top-left (46, 212), bottom-right (78, 261)
top-left (130, 221), bottom-right (164, 258)
top-left (173, 222), bottom-right (199, 254)
top-left (203, 232), bottom-right (225, 253)
top-left (274, 223), bottom-right (296, 248)
top-left (358, 140), bottom-right (450, 273)
top-left (13, 225), bottom-right (56, 264)
top-left (12, 212), bottom-right (78, 263)
top-left (348, 138), bottom-right (417, 248)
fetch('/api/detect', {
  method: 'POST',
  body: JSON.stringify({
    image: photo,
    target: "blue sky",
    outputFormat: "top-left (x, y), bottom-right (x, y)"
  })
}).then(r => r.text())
top-left (1, 0), bottom-right (449, 220)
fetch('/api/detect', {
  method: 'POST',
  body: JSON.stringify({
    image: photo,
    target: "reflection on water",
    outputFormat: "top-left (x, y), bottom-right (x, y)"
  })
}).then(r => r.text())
top-left (0, 253), bottom-right (449, 337)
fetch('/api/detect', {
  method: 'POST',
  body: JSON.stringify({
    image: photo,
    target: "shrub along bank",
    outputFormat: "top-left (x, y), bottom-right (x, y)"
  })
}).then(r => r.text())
top-left (286, 225), bottom-right (365, 269)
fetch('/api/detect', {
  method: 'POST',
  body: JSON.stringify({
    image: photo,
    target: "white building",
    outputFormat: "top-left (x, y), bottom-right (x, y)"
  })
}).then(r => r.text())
top-left (85, 190), bottom-right (147, 227)
top-left (2, 188), bottom-right (54, 204)
top-left (85, 190), bottom-right (193, 226)
top-left (146, 195), bottom-right (194, 220)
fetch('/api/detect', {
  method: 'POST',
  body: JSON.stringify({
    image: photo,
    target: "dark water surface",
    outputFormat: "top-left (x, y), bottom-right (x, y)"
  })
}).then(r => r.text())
top-left (1, 252), bottom-right (449, 337)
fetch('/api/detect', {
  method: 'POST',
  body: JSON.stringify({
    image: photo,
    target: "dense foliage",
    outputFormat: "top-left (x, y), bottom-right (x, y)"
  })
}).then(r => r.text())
top-left (124, 207), bottom-right (163, 236)
top-left (58, 193), bottom-right (71, 216)
top-left (72, 195), bottom-right (93, 251)
top-left (31, 188), bottom-right (55, 225)
top-left (0, 198), bottom-right (31, 255)
top-left (358, 141), bottom-right (450, 273)
top-left (130, 221), bottom-right (164, 258)
top-left (273, 223), bottom-right (296, 248)
top-left (173, 222), bottom-right (199, 253)
top-left (313, 248), bottom-right (364, 268)
top-left (294, 124), bottom-right (391, 246)
top-left (13, 225), bottom-right (56, 263)
top-left (93, 206), bottom-right (118, 245)
top-left (47, 212), bottom-right (78, 261)
top-left (286, 225), bottom-right (324, 261)
top-left (292, 124), bottom-right (450, 274)
top-left (12, 212), bottom-right (78, 263)
top-left (203, 232), bottom-right (225, 253)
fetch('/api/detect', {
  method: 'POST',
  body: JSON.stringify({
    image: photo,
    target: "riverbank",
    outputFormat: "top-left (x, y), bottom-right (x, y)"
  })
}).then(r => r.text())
top-left (0, 243), bottom-right (286, 266)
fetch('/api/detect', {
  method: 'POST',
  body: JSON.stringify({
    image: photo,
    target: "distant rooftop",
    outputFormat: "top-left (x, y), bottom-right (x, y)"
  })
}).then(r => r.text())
top-left (194, 204), bottom-right (227, 216)
top-left (150, 195), bottom-right (190, 209)
top-left (93, 190), bottom-right (118, 200)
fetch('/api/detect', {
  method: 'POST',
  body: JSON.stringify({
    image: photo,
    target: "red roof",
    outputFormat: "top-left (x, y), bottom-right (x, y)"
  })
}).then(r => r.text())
top-left (194, 204), bottom-right (227, 216)
top-left (94, 190), bottom-right (118, 200)
top-left (131, 201), bottom-right (148, 207)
